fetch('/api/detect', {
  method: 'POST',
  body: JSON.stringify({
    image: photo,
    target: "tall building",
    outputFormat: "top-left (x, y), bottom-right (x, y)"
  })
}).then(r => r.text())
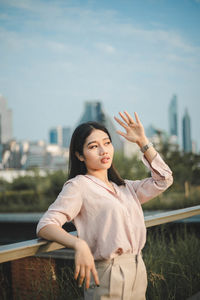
top-left (182, 108), bottom-right (192, 153)
top-left (49, 128), bottom-right (58, 144)
top-left (49, 126), bottom-right (71, 148)
top-left (78, 101), bottom-right (123, 151)
top-left (0, 95), bottom-right (12, 144)
top-left (169, 95), bottom-right (178, 138)
top-left (62, 127), bottom-right (72, 148)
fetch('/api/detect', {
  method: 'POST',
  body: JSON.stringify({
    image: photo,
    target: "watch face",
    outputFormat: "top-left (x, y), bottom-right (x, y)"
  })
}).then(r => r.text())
top-left (141, 142), bottom-right (153, 153)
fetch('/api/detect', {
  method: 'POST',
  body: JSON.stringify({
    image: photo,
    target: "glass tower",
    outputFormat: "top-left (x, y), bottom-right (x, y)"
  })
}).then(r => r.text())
top-left (49, 128), bottom-right (58, 144)
top-left (0, 95), bottom-right (12, 143)
top-left (78, 101), bottom-right (123, 151)
top-left (182, 108), bottom-right (192, 153)
top-left (169, 95), bottom-right (178, 137)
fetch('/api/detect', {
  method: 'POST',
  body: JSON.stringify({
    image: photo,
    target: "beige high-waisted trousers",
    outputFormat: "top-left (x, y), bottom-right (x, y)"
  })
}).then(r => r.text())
top-left (84, 253), bottom-right (147, 300)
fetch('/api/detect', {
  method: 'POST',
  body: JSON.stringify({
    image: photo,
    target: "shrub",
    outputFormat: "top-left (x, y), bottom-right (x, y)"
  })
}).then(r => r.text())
top-left (0, 190), bottom-right (53, 212)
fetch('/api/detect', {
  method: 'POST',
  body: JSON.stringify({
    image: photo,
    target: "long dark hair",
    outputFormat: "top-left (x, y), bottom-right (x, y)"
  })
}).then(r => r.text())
top-left (68, 121), bottom-right (125, 186)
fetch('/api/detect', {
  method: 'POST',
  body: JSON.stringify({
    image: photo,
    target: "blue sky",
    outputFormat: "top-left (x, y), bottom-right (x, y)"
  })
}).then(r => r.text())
top-left (0, 0), bottom-right (200, 149)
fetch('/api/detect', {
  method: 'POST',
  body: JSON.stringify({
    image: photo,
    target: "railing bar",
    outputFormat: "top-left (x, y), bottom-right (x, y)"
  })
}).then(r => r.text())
top-left (145, 205), bottom-right (200, 218)
top-left (0, 231), bottom-right (77, 253)
top-left (145, 209), bottom-right (200, 227)
top-left (0, 205), bottom-right (199, 264)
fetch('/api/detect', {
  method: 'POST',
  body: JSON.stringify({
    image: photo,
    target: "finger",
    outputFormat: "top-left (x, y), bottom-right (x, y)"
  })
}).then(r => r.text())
top-left (116, 130), bottom-right (127, 138)
top-left (114, 116), bottom-right (127, 129)
top-left (85, 267), bottom-right (91, 290)
top-left (119, 111), bottom-right (129, 124)
top-left (79, 266), bottom-right (85, 287)
top-left (124, 111), bottom-right (135, 124)
top-left (74, 264), bottom-right (80, 280)
top-left (134, 112), bottom-right (141, 124)
top-left (92, 266), bottom-right (100, 286)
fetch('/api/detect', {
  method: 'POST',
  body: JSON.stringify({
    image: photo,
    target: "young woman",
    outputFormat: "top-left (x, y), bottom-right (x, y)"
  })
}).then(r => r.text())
top-left (37, 111), bottom-right (173, 300)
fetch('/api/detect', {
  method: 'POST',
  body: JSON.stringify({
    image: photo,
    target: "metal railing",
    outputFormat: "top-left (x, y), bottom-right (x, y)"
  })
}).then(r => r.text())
top-left (0, 205), bottom-right (199, 264)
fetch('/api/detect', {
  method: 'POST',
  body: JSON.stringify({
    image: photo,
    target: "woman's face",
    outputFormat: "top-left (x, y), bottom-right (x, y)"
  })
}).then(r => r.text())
top-left (79, 129), bottom-right (114, 174)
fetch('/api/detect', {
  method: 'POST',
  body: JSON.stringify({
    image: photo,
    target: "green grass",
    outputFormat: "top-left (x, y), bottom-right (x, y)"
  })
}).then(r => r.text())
top-left (144, 224), bottom-right (200, 300)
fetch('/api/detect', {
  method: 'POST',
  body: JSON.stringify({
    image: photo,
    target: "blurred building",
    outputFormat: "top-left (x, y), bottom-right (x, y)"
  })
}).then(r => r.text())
top-left (123, 140), bottom-right (139, 158)
top-left (145, 124), bottom-right (179, 153)
top-left (0, 95), bottom-right (12, 144)
top-left (168, 94), bottom-right (178, 146)
top-left (45, 144), bottom-right (69, 171)
top-left (49, 126), bottom-right (71, 148)
top-left (77, 101), bottom-right (123, 151)
top-left (0, 140), bottom-right (68, 171)
top-left (22, 141), bottom-right (46, 170)
top-left (182, 108), bottom-right (192, 153)
top-left (169, 95), bottom-right (178, 137)
top-left (62, 127), bottom-right (71, 148)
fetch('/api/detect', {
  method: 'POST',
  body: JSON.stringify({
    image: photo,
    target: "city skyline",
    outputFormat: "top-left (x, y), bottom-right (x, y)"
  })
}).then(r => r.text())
top-left (0, 0), bottom-right (200, 149)
top-left (0, 95), bottom-right (196, 152)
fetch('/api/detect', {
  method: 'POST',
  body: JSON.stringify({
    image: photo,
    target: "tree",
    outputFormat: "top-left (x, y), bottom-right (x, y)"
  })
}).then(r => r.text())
top-left (113, 151), bottom-right (148, 180)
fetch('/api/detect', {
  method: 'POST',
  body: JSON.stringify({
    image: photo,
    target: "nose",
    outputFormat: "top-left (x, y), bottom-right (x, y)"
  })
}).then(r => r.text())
top-left (99, 145), bottom-right (107, 155)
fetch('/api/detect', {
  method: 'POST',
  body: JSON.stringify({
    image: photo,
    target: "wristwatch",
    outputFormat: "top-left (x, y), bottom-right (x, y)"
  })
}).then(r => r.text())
top-left (140, 142), bottom-right (153, 153)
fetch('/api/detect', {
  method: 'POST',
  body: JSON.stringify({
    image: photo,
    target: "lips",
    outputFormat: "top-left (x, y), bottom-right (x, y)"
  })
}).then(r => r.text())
top-left (101, 157), bottom-right (110, 163)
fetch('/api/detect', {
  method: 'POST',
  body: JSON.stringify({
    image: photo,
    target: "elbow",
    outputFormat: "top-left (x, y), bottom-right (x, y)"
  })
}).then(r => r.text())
top-left (37, 228), bottom-right (44, 238)
top-left (36, 226), bottom-right (45, 239)
top-left (155, 174), bottom-right (173, 191)
top-left (167, 169), bottom-right (173, 186)
top-left (164, 174), bottom-right (173, 190)
top-left (36, 224), bottom-right (50, 240)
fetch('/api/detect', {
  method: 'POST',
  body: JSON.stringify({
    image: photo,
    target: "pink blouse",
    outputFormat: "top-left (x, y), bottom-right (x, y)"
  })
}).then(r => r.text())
top-left (36, 153), bottom-right (173, 260)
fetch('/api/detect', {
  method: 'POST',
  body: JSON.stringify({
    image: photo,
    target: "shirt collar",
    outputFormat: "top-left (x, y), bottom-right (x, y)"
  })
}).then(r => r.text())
top-left (84, 174), bottom-right (118, 195)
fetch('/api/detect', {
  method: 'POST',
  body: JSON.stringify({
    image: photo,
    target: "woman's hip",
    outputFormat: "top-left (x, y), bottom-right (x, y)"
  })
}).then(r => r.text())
top-left (84, 253), bottom-right (147, 300)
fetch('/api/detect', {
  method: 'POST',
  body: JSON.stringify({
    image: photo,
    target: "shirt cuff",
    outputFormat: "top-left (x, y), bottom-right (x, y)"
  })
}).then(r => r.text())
top-left (142, 152), bottom-right (172, 179)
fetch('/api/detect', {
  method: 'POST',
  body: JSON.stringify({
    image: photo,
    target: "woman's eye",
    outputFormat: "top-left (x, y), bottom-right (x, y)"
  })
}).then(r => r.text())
top-left (105, 141), bottom-right (111, 145)
top-left (90, 145), bottom-right (97, 149)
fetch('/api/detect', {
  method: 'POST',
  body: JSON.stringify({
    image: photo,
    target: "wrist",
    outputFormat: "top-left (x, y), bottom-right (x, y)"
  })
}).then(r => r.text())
top-left (137, 136), bottom-right (149, 148)
top-left (140, 142), bottom-right (154, 153)
top-left (74, 238), bottom-right (87, 251)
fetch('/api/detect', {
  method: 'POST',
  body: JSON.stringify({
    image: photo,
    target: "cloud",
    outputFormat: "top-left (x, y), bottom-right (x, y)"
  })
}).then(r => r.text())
top-left (95, 43), bottom-right (116, 54)
top-left (46, 41), bottom-right (70, 53)
top-left (0, 0), bottom-right (197, 58)
top-left (0, 0), bottom-right (60, 14)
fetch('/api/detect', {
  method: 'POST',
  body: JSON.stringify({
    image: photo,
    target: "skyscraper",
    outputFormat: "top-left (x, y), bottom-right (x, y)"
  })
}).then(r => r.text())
top-left (62, 127), bottom-right (71, 148)
top-left (49, 126), bottom-right (71, 148)
top-left (78, 101), bottom-right (123, 151)
top-left (169, 94), bottom-right (178, 137)
top-left (0, 95), bottom-right (12, 144)
top-left (49, 128), bottom-right (58, 144)
top-left (182, 108), bottom-right (192, 153)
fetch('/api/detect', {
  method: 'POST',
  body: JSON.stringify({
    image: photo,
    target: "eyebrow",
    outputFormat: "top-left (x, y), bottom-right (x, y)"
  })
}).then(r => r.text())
top-left (87, 137), bottom-right (110, 146)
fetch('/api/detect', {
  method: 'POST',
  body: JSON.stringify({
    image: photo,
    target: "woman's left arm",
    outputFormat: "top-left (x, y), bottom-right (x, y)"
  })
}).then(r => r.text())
top-left (114, 111), bottom-right (156, 163)
top-left (114, 111), bottom-right (173, 203)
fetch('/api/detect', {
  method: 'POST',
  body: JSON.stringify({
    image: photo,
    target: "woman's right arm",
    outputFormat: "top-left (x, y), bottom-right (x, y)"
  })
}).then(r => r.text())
top-left (38, 224), bottom-right (100, 289)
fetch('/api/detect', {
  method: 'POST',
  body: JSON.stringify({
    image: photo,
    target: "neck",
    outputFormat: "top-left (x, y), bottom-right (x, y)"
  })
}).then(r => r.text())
top-left (86, 170), bottom-right (109, 183)
top-left (86, 169), bottom-right (116, 194)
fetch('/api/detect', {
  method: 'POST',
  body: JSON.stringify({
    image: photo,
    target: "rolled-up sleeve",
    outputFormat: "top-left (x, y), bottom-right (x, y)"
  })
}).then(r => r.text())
top-left (126, 153), bottom-right (173, 204)
top-left (36, 180), bottom-right (83, 235)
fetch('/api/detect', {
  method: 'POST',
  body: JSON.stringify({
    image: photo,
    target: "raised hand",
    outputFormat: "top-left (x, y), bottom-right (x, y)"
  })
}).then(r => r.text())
top-left (114, 111), bottom-right (147, 145)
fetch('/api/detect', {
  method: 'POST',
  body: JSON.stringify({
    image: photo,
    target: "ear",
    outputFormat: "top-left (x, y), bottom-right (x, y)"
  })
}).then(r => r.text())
top-left (75, 151), bottom-right (84, 162)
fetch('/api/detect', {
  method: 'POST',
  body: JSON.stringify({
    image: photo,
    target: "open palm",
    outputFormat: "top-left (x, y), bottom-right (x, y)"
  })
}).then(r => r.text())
top-left (114, 111), bottom-right (146, 144)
